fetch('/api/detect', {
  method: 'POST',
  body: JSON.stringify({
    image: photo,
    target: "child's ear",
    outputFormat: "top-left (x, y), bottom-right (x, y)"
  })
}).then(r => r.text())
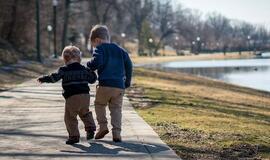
top-left (96, 38), bottom-right (102, 44)
top-left (91, 39), bottom-right (96, 46)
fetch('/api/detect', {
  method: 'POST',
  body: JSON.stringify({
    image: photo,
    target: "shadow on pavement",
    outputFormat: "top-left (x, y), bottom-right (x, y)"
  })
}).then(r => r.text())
top-left (0, 130), bottom-right (66, 139)
top-left (0, 130), bottom-right (170, 155)
top-left (61, 139), bottom-right (170, 155)
top-left (0, 95), bottom-right (14, 99)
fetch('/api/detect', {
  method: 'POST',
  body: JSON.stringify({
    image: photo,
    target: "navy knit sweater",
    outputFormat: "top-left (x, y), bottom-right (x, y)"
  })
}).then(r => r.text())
top-left (38, 62), bottom-right (97, 99)
top-left (87, 43), bottom-right (133, 89)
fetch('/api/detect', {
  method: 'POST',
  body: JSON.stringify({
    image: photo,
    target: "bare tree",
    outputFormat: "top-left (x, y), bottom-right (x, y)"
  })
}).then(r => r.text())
top-left (206, 12), bottom-right (231, 44)
top-left (255, 25), bottom-right (269, 51)
top-left (125, 0), bottom-right (153, 55)
top-left (88, 0), bottom-right (117, 24)
top-left (175, 8), bottom-right (203, 53)
top-left (151, 0), bottom-right (175, 56)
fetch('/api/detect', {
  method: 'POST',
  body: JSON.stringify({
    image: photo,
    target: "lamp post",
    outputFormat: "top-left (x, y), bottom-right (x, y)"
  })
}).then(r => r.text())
top-left (216, 42), bottom-right (220, 52)
top-left (53, 0), bottom-right (58, 58)
top-left (201, 42), bottom-right (205, 52)
top-left (175, 36), bottom-right (179, 55)
top-left (191, 41), bottom-right (195, 53)
top-left (196, 36), bottom-right (201, 54)
top-left (247, 35), bottom-right (251, 54)
top-left (148, 38), bottom-right (153, 57)
top-left (35, 0), bottom-right (41, 62)
top-left (121, 33), bottom-right (126, 48)
top-left (47, 25), bottom-right (52, 56)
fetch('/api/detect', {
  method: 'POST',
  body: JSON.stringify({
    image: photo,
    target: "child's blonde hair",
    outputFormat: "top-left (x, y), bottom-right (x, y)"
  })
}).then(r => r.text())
top-left (62, 45), bottom-right (81, 64)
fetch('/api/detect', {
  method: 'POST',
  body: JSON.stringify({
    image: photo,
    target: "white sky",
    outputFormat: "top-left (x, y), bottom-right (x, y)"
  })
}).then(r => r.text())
top-left (173, 0), bottom-right (270, 29)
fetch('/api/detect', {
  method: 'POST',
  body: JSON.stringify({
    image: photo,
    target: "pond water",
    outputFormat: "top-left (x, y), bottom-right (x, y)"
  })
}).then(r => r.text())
top-left (159, 58), bottom-right (270, 92)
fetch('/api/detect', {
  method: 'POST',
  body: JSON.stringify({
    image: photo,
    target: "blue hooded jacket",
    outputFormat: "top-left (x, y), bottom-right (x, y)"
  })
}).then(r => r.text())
top-left (87, 43), bottom-right (133, 89)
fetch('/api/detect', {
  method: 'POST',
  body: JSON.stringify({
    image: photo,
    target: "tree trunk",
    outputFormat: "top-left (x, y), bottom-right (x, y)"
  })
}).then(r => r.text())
top-left (137, 26), bottom-right (144, 56)
top-left (62, 0), bottom-right (70, 50)
top-left (153, 38), bottom-right (162, 56)
top-left (7, 0), bottom-right (18, 43)
top-left (91, 0), bottom-right (100, 23)
top-left (101, 3), bottom-right (112, 24)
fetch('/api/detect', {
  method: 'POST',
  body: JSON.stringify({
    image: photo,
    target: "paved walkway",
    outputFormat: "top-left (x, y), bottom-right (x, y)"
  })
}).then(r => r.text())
top-left (0, 79), bottom-right (180, 159)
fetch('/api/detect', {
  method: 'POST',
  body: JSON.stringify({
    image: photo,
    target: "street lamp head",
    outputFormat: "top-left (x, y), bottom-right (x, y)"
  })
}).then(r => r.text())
top-left (192, 41), bottom-right (196, 45)
top-left (175, 36), bottom-right (179, 40)
top-left (247, 35), bottom-right (251, 40)
top-left (121, 33), bottom-right (126, 38)
top-left (53, 0), bottom-right (58, 6)
top-left (148, 38), bottom-right (153, 43)
top-left (196, 37), bottom-right (200, 41)
top-left (47, 25), bottom-right (52, 32)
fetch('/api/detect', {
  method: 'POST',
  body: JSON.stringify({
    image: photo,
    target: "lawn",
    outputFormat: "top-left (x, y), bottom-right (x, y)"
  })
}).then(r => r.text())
top-left (127, 68), bottom-right (270, 160)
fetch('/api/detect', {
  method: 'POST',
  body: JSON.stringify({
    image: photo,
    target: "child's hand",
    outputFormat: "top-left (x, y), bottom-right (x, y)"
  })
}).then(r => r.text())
top-left (37, 78), bottom-right (43, 84)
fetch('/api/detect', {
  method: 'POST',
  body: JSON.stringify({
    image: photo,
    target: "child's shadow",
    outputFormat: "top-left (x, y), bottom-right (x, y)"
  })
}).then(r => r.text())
top-left (61, 140), bottom-right (170, 155)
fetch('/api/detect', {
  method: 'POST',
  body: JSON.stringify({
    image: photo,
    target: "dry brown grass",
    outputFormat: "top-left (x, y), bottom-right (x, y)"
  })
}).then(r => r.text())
top-left (0, 59), bottom-right (62, 90)
top-left (131, 52), bottom-right (253, 65)
top-left (127, 68), bottom-right (270, 160)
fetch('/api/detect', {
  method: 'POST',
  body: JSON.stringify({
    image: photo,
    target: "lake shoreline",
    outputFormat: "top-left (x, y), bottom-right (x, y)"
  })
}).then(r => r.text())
top-left (148, 58), bottom-right (270, 93)
top-left (132, 52), bottom-right (254, 67)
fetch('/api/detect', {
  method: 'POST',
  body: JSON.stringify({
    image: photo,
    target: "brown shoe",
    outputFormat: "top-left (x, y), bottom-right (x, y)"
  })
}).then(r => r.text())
top-left (66, 136), bottom-right (80, 145)
top-left (113, 137), bottom-right (122, 143)
top-left (94, 130), bottom-right (109, 139)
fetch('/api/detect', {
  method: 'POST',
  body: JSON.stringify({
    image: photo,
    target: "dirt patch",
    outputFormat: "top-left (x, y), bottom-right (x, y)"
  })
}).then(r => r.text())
top-left (158, 122), bottom-right (261, 160)
top-left (157, 122), bottom-right (209, 143)
top-left (220, 143), bottom-right (259, 160)
top-left (126, 84), bottom-right (158, 108)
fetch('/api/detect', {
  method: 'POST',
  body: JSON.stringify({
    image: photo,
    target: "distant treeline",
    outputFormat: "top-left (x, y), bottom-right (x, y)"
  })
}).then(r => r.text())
top-left (0, 0), bottom-right (269, 64)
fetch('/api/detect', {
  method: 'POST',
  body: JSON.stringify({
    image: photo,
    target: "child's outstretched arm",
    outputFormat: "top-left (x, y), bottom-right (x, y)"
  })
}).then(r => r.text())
top-left (37, 68), bottom-right (64, 83)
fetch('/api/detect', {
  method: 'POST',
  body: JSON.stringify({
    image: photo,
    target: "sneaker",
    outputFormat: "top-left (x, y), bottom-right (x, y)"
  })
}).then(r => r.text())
top-left (66, 138), bottom-right (79, 145)
top-left (86, 131), bottom-right (95, 140)
top-left (94, 130), bottom-right (109, 139)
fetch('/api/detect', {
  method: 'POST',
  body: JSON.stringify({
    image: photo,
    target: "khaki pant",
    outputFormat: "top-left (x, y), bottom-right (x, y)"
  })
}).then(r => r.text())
top-left (94, 86), bottom-right (124, 138)
top-left (65, 94), bottom-right (96, 138)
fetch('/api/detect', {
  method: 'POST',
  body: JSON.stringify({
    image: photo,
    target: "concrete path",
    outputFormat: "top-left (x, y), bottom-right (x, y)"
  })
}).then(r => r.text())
top-left (0, 79), bottom-right (180, 159)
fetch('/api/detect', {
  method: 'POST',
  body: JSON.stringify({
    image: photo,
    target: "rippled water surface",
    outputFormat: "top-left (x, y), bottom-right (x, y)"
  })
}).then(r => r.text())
top-left (160, 58), bottom-right (270, 92)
